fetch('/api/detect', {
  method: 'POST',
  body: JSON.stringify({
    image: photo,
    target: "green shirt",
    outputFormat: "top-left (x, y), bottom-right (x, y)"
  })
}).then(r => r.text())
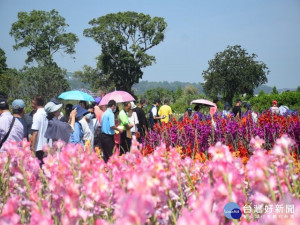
top-left (118, 109), bottom-right (129, 130)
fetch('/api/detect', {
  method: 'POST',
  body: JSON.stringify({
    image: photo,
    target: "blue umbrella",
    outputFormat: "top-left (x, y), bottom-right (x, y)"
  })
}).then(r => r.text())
top-left (58, 90), bottom-right (95, 102)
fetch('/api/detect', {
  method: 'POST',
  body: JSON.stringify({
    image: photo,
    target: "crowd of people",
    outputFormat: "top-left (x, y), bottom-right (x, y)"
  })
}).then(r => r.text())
top-left (0, 93), bottom-right (293, 164)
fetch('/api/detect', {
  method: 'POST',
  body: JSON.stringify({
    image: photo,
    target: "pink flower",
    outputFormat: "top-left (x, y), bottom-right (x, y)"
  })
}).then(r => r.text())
top-left (177, 207), bottom-right (219, 225)
top-left (250, 136), bottom-right (265, 151)
top-left (0, 196), bottom-right (20, 225)
top-left (114, 192), bottom-right (155, 224)
top-left (208, 142), bottom-right (233, 163)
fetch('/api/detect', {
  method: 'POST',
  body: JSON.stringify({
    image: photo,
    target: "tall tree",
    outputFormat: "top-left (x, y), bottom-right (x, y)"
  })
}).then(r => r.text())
top-left (83, 11), bottom-right (167, 93)
top-left (10, 9), bottom-right (79, 65)
top-left (202, 45), bottom-right (269, 105)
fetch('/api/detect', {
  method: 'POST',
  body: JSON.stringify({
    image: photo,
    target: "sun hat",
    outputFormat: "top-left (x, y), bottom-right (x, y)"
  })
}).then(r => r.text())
top-left (130, 101), bottom-right (137, 109)
top-left (50, 97), bottom-right (61, 105)
top-left (12, 99), bottom-right (25, 110)
top-left (44, 102), bottom-right (63, 114)
top-left (72, 104), bottom-right (89, 118)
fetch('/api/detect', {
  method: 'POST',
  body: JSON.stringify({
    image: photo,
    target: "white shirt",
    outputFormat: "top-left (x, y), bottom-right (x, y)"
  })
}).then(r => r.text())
top-left (128, 111), bottom-right (139, 133)
top-left (279, 105), bottom-right (289, 115)
top-left (79, 118), bottom-right (92, 142)
top-left (151, 106), bottom-right (158, 117)
top-left (251, 112), bottom-right (258, 123)
top-left (31, 108), bottom-right (49, 151)
top-left (270, 106), bottom-right (279, 114)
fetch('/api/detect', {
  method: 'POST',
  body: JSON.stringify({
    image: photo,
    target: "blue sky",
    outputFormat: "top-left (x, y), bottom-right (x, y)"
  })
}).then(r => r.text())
top-left (1, 0), bottom-right (300, 88)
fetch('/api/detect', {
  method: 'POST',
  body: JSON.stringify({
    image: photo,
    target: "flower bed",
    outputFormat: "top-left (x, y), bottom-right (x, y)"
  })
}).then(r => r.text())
top-left (0, 134), bottom-right (299, 224)
top-left (143, 111), bottom-right (300, 162)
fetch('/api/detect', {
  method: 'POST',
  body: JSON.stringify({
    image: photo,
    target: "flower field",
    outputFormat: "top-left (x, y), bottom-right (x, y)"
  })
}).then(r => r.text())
top-left (0, 112), bottom-right (300, 225)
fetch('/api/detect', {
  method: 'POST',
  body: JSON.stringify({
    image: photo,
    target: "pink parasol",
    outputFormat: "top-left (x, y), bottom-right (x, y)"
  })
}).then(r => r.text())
top-left (190, 99), bottom-right (215, 107)
top-left (99, 91), bottom-right (135, 106)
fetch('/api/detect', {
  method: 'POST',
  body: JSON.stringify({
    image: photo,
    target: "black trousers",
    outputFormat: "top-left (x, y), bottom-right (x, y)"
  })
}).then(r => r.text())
top-left (35, 150), bottom-right (44, 167)
top-left (120, 132), bottom-right (131, 155)
top-left (100, 133), bottom-right (115, 163)
top-left (94, 127), bottom-right (102, 150)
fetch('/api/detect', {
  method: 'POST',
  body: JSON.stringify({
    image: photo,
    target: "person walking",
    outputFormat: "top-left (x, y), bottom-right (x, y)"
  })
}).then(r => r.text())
top-left (135, 99), bottom-right (148, 141)
top-left (210, 98), bottom-right (218, 118)
top-left (232, 99), bottom-right (242, 118)
top-left (128, 102), bottom-right (139, 138)
top-left (24, 96), bottom-right (38, 139)
top-left (12, 99), bottom-right (28, 140)
top-left (118, 102), bottom-right (133, 154)
top-left (94, 97), bottom-right (104, 150)
top-left (69, 105), bottom-right (89, 145)
top-left (244, 103), bottom-right (258, 123)
top-left (222, 102), bottom-right (231, 118)
top-left (179, 107), bottom-right (193, 122)
top-left (149, 99), bottom-right (164, 129)
top-left (270, 100), bottom-right (279, 114)
top-left (158, 99), bottom-right (172, 124)
top-left (0, 99), bottom-right (24, 151)
top-left (101, 100), bottom-right (123, 163)
top-left (44, 101), bottom-right (76, 144)
top-left (30, 95), bottom-right (48, 165)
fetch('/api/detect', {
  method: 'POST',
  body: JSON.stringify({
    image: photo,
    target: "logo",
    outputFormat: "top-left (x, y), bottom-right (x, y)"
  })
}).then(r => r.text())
top-left (223, 202), bottom-right (242, 219)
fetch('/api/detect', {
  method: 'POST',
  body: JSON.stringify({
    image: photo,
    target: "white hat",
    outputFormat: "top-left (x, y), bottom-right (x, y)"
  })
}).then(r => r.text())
top-left (44, 102), bottom-right (63, 114)
top-left (130, 101), bottom-right (136, 109)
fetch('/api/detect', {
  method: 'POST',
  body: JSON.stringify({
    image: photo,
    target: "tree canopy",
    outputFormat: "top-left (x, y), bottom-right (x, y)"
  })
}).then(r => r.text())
top-left (20, 64), bottom-right (69, 101)
top-left (83, 11), bottom-right (167, 93)
top-left (10, 9), bottom-right (79, 65)
top-left (202, 45), bottom-right (269, 105)
top-left (0, 48), bottom-right (7, 73)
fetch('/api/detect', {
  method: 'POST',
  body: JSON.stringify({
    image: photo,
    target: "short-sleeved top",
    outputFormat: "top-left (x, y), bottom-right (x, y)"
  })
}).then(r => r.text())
top-left (0, 111), bottom-right (24, 149)
top-left (118, 109), bottom-right (130, 130)
top-left (128, 112), bottom-right (139, 132)
top-left (158, 105), bottom-right (172, 123)
top-left (270, 106), bottom-right (279, 114)
top-left (101, 108), bottom-right (115, 135)
top-left (31, 108), bottom-right (48, 151)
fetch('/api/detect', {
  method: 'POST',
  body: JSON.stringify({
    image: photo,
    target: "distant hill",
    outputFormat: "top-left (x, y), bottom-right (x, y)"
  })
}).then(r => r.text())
top-left (66, 72), bottom-right (296, 95)
top-left (133, 81), bottom-right (295, 95)
top-left (132, 81), bottom-right (203, 95)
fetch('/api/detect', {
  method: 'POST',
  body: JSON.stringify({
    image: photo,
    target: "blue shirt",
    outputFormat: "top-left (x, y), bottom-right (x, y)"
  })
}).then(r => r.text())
top-left (69, 122), bottom-right (83, 145)
top-left (101, 108), bottom-right (115, 135)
